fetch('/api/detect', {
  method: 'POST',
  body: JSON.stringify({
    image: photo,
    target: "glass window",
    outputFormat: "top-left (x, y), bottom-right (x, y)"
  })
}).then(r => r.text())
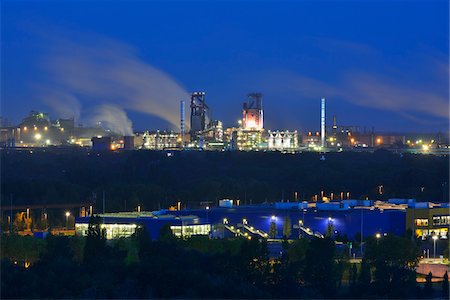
top-left (415, 218), bottom-right (428, 227)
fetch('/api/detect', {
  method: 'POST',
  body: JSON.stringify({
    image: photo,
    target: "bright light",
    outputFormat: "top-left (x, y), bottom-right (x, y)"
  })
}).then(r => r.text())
top-left (376, 138), bottom-right (382, 144)
top-left (206, 206), bottom-right (210, 210)
top-left (223, 218), bottom-right (228, 224)
top-left (271, 215), bottom-right (276, 221)
top-left (61, 128), bottom-right (64, 132)
top-left (243, 218), bottom-right (247, 225)
top-left (23, 126), bottom-right (28, 131)
top-left (44, 126), bottom-right (48, 131)
top-left (422, 145), bottom-right (429, 151)
top-left (34, 133), bottom-right (42, 140)
top-left (65, 211), bottom-right (70, 217)
top-left (45, 139), bottom-right (51, 145)
top-left (328, 217), bottom-right (332, 222)
top-left (432, 235), bottom-right (438, 241)
top-left (375, 233), bottom-right (381, 239)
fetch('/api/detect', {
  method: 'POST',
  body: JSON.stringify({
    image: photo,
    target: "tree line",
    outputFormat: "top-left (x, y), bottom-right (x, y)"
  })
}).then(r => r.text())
top-left (2, 150), bottom-right (448, 214)
top-left (2, 216), bottom-right (449, 299)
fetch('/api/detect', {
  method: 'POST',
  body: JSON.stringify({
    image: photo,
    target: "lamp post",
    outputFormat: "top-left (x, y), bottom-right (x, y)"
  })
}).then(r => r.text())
top-left (375, 233), bottom-right (381, 245)
top-left (432, 235), bottom-right (438, 259)
top-left (65, 211), bottom-right (70, 229)
top-left (206, 206), bottom-right (209, 223)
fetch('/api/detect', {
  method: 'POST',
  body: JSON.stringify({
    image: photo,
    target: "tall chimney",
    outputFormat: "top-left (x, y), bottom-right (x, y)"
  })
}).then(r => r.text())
top-left (321, 98), bottom-right (326, 148)
top-left (180, 100), bottom-right (185, 148)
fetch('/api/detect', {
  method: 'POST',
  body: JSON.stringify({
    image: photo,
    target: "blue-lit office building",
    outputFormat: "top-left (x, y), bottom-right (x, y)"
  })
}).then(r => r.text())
top-left (75, 200), bottom-right (411, 240)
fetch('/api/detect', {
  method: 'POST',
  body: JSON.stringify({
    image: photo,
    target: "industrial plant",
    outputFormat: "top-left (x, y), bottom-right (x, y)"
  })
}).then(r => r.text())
top-left (1, 94), bottom-right (448, 154)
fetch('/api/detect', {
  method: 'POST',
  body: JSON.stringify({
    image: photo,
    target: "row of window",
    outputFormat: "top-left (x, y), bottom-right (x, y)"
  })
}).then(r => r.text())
top-left (414, 215), bottom-right (450, 227)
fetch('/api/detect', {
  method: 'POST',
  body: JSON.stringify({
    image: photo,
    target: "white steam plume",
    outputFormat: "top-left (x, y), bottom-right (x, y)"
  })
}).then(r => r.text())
top-left (89, 104), bottom-right (134, 136)
top-left (39, 31), bottom-right (190, 129)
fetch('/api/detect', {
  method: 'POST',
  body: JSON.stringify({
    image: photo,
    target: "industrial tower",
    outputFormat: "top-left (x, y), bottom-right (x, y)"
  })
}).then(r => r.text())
top-left (190, 92), bottom-right (210, 141)
top-left (242, 93), bottom-right (264, 130)
top-left (321, 98), bottom-right (326, 148)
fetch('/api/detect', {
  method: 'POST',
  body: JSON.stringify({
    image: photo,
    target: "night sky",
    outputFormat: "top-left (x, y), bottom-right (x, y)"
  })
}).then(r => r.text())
top-left (2, 0), bottom-right (449, 133)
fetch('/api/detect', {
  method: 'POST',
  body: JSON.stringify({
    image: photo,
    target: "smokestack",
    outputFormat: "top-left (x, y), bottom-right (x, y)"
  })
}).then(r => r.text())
top-left (180, 100), bottom-right (185, 148)
top-left (321, 98), bottom-right (326, 148)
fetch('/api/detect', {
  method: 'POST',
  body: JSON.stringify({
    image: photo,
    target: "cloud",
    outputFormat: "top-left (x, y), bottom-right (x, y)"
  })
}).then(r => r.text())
top-left (37, 30), bottom-right (190, 130)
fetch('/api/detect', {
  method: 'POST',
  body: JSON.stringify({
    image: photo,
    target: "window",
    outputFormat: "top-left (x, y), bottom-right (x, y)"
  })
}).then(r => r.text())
top-left (432, 215), bottom-right (450, 226)
top-left (415, 218), bottom-right (428, 227)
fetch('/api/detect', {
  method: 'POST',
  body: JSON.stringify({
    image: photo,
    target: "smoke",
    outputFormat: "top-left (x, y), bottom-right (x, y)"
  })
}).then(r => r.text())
top-left (37, 88), bottom-right (82, 121)
top-left (89, 104), bottom-right (134, 136)
top-left (38, 30), bottom-right (190, 130)
top-left (259, 62), bottom-right (448, 122)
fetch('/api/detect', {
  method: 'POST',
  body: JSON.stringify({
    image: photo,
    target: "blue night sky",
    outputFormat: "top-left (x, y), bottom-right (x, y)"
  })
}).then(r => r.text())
top-left (2, 0), bottom-right (449, 133)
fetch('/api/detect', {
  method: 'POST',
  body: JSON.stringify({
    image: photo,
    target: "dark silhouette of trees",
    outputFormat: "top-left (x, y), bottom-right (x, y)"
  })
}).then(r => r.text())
top-left (269, 221), bottom-right (277, 238)
top-left (442, 271), bottom-right (449, 298)
top-left (282, 216), bottom-right (291, 238)
top-left (424, 271), bottom-right (433, 297)
top-left (83, 215), bottom-right (107, 264)
top-left (304, 237), bottom-right (338, 297)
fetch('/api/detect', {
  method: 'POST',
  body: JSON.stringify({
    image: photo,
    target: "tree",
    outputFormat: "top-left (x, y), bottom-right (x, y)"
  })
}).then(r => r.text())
top-left (325, 221), bottom-right (334, 238)
top-left (304, 237), bottom-right (337, 297)
top-left (136, 225), bottom-right (152, 260)
top-left (442, 271), bottom-right (449, 298)
top-left (158, 223), bottom-right (177, 243)
top-left (424, 272), bottom-right (433, 297)
top-left (269, 221), bottom-right (277, 239)
top-left (364, 234), bottom-right (419, 297)
top-left (282, 216), bottom-right (291, 239)
top-left (357, 259), bottom-right (371, 295)
top-left (83, 215), bottom-right (107, 264)
top-left (349, 263), bottom-right (358, 292)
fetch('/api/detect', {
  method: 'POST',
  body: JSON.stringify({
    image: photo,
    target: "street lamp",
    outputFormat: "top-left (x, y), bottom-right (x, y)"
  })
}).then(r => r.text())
top-left (375, 233), bottom-right (381, 245)
top-left (432, 235), bottom-right (438, 259)
top-left (65, 211), bottom-right (70, 228)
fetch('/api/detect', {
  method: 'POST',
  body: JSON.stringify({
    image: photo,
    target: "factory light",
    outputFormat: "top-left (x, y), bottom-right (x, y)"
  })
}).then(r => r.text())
top-left (44, 126), bottom-right (48, 131)
top-left (23, 126), bottom-right (28, 131)
top-left (422, 145), bottom-right (429, 151)
top-left (34, 133), bottom-right (42, 140)
top-left (45, 139), bottom-right (51, 145)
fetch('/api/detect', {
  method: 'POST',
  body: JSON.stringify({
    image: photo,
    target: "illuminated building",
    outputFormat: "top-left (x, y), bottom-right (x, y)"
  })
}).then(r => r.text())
top-left (267, 130), bottom-right (298, 151)
top-left (406, 204), bottom-right (450, 240)
top-left (0, 110), bottom-right (111, 147)
top-left (242, 93), bottom-right (263, 130)
top-left (75, 212), bottom-right (211, 240)
top-left (203, 120), bottom-right (224, 142)
top-left (231, 128), bottom-right (264, 151)
top-left (143, 130), bottom-right (180, 150)
top-left (302, 131), bottom-right (321, 149)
